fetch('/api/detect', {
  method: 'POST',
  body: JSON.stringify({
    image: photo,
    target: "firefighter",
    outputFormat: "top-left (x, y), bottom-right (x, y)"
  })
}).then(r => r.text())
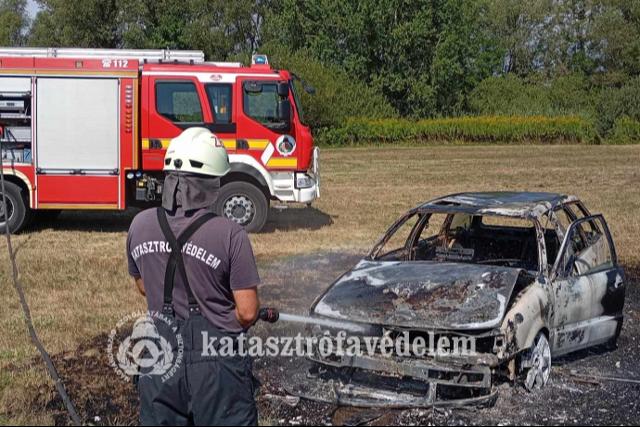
top-left (126, 127), bottom-right (260, 426)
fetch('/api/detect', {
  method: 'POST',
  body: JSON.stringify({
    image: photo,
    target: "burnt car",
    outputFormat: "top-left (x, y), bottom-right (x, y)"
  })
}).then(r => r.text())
top-left (291, 192), bottom-right (625, 408)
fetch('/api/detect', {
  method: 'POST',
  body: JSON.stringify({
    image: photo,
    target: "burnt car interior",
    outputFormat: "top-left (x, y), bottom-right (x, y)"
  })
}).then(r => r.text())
top-left (376, 212), bottom-right (546, 271)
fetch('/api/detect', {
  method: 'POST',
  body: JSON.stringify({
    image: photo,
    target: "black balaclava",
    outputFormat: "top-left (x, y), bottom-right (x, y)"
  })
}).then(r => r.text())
top-left (161, 171), bottom-right (221, 212)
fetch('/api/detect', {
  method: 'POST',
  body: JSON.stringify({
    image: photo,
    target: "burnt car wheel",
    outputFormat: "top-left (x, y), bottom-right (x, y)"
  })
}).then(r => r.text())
top-left (521, 332), bottom-right (551, 391)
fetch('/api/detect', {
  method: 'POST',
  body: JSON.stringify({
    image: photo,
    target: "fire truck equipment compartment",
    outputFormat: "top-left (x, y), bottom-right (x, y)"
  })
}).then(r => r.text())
top-left (0, 77), bottom-right (31, 96)
top-left (36, 78), bottom-right (119, 173)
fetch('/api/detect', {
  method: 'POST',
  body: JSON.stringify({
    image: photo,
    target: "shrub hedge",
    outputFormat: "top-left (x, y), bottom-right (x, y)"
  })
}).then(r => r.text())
top-left (607, 116), bottom-right (640, 145)
top-left (317, 115), bottom-right (598, 146)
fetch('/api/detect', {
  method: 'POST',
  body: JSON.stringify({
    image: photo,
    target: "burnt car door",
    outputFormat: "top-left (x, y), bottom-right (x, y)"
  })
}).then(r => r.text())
top-left (550, 215), bottom-right (623, 355)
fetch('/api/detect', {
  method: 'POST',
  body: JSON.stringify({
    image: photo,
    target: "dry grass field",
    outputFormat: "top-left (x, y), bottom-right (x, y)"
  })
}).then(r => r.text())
top-left (1, 144), bottom-right (639, 424)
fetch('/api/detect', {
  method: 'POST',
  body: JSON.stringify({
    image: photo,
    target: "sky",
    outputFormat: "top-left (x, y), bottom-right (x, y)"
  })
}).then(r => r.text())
top-left (26, 0), bottom-right (39, 19)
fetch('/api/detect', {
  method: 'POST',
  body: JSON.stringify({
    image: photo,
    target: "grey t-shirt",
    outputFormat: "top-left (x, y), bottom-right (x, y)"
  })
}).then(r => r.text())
top-left (127, 207), bottom-right (260, 333)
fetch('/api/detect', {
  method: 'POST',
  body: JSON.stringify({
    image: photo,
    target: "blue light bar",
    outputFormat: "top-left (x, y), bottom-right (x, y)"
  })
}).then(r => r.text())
top-left (251, 54), bottom-right (269, 65)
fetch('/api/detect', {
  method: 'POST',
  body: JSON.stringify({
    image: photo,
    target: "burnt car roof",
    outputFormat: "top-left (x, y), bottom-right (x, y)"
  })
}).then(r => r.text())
top-left (417, 191), bottom-right (578, 220)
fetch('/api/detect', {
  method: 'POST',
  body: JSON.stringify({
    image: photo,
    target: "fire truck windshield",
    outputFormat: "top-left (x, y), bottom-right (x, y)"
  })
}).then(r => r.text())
top-left (243, 82), bottom-right (286, 129)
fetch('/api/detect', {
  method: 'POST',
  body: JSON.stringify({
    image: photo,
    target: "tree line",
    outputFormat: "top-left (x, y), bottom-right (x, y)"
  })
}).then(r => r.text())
top-left (1, 0), bottom-right (639, 137)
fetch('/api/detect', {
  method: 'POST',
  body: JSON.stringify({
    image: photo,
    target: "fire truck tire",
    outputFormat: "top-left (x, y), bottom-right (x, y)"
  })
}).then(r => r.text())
top-left (0, 181), bottom-right (32, 234)
top-left (215, 182), bottom-right (268, 233)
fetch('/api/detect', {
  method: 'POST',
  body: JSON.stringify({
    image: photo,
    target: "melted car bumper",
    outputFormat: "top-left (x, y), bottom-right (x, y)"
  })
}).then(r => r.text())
top-left (287, 355), bottom-right (497, 408)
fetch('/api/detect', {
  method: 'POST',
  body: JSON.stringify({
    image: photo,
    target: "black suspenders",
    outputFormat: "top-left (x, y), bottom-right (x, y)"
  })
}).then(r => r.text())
top-left (156, 208), bottom-right (216, 316)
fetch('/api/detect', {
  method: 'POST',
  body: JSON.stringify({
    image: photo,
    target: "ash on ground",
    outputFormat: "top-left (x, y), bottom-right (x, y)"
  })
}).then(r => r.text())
top-left (31, 254), bottom-right (640, 425)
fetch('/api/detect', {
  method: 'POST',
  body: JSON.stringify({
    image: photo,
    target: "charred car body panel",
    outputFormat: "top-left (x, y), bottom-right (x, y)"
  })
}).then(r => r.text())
top-left (293, 192), bottom-right (625, 407)
top-left (314, 261), bottom-right (523, 330)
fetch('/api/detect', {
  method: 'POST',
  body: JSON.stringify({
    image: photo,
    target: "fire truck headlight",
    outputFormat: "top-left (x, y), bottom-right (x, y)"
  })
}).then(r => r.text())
top-left (126, 172), bottom-right (135, 180)
top-left (296, 173), bottom-right (314, 189)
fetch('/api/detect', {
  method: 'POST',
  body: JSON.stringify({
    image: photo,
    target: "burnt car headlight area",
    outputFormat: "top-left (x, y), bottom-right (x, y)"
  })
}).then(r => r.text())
top-left (289, 325), bottom-right (505, 408)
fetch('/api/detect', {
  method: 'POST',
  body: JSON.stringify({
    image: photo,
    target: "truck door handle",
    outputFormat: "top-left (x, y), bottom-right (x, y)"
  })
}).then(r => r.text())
top-left (149, 139), bottom-right (162, 149)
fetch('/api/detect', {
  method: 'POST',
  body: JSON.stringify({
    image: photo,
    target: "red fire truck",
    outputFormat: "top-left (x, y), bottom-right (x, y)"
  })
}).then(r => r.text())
top-left (0, 48), bottom-right (319, 233)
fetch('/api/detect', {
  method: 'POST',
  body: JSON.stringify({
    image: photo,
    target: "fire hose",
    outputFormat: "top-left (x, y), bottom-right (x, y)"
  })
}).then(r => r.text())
top-left (0, 136), bottom-right (82, 425)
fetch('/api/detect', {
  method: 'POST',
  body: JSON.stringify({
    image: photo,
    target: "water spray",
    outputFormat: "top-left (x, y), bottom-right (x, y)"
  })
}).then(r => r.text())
top-left (258, 307), bottom-right (370, 334)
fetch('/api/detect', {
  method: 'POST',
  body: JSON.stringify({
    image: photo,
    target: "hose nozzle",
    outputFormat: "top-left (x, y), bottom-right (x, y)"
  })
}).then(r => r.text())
top-left (258, 307), bottom-right (279, 323)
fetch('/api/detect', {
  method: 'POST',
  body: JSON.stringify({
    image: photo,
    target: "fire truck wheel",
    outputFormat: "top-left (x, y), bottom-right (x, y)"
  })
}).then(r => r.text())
top-left (0, 181), bottom-right (32, 234)
top-left (215, 182), bottom-right (268, 233)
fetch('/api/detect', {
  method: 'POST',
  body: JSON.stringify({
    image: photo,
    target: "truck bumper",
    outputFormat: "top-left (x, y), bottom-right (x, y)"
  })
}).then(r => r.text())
top-left (271, 148), bottom-right (320, 204)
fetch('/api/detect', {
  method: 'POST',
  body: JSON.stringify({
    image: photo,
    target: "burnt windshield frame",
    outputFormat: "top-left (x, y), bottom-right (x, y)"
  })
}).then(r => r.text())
top-left (368, 210), bottom-right (422, 260)
top-left (369, 209), bottom-right (546, 274)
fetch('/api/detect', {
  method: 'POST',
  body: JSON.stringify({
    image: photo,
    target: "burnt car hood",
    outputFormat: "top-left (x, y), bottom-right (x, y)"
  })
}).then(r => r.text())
top-left (313, 261), bottom-right (523, 330)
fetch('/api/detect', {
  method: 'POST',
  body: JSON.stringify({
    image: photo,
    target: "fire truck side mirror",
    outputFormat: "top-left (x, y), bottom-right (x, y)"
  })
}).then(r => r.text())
top-left (277, 82), bottom-right (289, 98)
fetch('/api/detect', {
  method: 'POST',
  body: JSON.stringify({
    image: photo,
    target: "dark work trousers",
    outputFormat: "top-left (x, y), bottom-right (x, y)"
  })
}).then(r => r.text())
top-left (138, 313), bottom-right (258, 426)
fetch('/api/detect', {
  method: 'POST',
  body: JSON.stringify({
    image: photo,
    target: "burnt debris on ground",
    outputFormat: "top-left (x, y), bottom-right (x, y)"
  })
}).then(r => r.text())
top-left (21, 254), bottom-right (640, 425)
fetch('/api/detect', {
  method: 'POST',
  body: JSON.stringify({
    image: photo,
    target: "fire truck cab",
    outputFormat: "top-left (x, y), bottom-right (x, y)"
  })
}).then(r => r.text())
top-left (0, 48), bottom-right (319, 233)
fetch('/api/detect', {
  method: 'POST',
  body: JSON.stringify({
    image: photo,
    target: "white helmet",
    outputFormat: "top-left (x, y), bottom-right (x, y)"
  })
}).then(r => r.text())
top-left (163, 127), bottom-right (230, 177)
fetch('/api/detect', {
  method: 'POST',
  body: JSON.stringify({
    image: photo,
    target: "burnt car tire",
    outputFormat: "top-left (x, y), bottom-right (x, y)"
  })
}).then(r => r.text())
top-left (214, 182), bottom-right (268, 233)
top-left (0, 181), bottom-right (32, 234)
top-left (521, 332), bottom-right (551, 392)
